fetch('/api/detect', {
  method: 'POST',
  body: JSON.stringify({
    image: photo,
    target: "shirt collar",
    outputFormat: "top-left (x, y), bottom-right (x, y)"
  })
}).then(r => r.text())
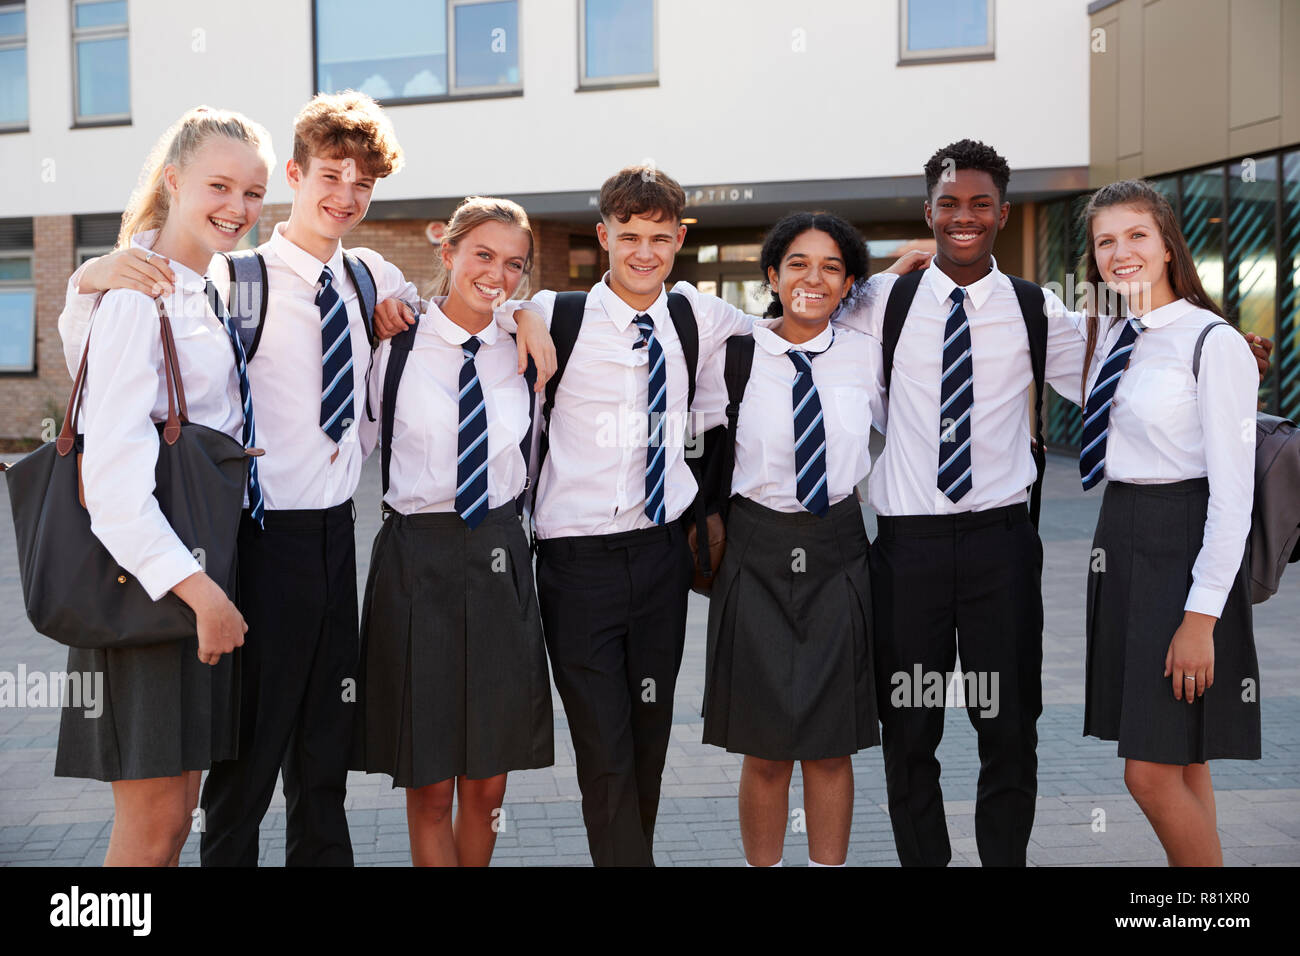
top-left (924, 255), bottom-right (1004, 311)
top-left (591, 271), bottom-right (668, 332)
top-left (753, 316), bottom-right (834, 356)
top-left (1133, 297), bottom-right (1196, 330)
top-left (424, 297), bottom-right (502, 347)
top-left (270, 221), bottom-right (345, 289)
top-left (128, 230), bottom-right (207, 295)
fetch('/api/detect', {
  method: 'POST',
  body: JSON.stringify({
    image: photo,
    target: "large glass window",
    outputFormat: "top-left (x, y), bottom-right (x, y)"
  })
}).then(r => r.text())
top-left (314, 0), bottom-right (520, 102)
top-left (900, 0), bottom-right (994, 64)
top-left (1227, 156), bottom-right (1278, 410)
top-left (0, 254), bottom-right (35, 373)
top-left (0, 3), bottom-right (26, 130)
top-left (72, 0), bottom-right (129, 124)
top-left (580, 0), bottom-right (656, 88)
top-left (1281, 151), bottom-right (1300, 422)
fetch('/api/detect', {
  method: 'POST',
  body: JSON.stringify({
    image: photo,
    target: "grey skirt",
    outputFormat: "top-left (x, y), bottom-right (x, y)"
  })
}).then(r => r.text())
top-left (55, 631), bottom-right (240, 781)
top-left (350, 503), bottom-right (554, 788)
top-left (702, 494), bottom-right (879, 761)
top-left (1084, 478), bottom-right (1261, 764)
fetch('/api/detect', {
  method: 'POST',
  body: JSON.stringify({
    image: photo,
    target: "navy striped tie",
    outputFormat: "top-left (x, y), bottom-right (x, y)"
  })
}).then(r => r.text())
top-left (788, 340), bottom-right (830, 517)
top-left (455, 336), bottom-right (489, 529)
top-left (1079, 318), bottom-right (1142, 490)
top-left (205, 279), bottom-right (264, 528)
top-left (632, 313), bottom-right (667, 525)
top-left (316, 266), bottom-right (353, 444)
top-left (938, 286), bottom-right (974, 503)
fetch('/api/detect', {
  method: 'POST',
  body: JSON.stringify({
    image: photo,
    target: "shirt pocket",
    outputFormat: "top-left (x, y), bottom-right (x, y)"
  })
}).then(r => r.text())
top-left (1124, 366), bottom-right (1192, 425)
top-left (490, 384), bottom-right (532, 445)
top-left (829, 385), bottom-right (873, 437)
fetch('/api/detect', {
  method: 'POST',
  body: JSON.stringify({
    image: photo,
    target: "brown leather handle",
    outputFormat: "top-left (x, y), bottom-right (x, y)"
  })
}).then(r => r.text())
top-left (155, 298), bottom-right (188, 445)
top-left (56, 295), bottom-right (104, 457)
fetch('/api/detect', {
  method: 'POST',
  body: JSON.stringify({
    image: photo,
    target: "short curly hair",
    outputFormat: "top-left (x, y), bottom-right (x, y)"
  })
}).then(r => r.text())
top-left (923, 138), bottom-right (1011, 203)
top-left (599, 164), bottom-right (687, 224)
top-left (758, 211), bottom-right (869, 318)
top-left (292, 90), bottom-right (404, 180)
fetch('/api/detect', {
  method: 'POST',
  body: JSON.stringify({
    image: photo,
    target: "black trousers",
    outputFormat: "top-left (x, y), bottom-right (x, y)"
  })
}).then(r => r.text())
top-left (536, 521), bottom-right (694, 867)
top-left (870, 503), bottom-right (1043, 867)
top-left (200, 502), bottom-right (358, 866)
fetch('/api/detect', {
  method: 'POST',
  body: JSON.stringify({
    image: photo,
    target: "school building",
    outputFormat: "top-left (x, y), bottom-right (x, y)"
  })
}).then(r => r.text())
top-left (0, 0), bottom-right (1295, 444)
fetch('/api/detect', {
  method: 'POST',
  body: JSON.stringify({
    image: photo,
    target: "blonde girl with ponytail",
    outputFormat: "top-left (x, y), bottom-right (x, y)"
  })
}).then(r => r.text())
top-left (53, 107), bottom-right (275, 866)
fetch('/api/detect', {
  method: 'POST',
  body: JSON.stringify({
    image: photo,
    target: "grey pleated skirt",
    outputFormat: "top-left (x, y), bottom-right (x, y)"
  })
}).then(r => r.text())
top-left (702, 494), bottom-right (879, 761)
top-left (350, 503), bottom-right (554, 788)
top-left (55, 619), bottom-right (240, 780)
top-left (1084, 478), bottom-right (1261, 764)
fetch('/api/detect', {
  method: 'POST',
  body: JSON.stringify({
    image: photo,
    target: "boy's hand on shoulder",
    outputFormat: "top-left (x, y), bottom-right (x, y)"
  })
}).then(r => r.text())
top-left (884, 249), bottom-right (932, 276)
top-left (374, 298), bottom-right (416, 340)
top-left (1244, 332), bottom-right (1273, 383)
top-left (80, 248), bottom-right (177, 298)
top-left (516, 309), bottom-right (556, 392)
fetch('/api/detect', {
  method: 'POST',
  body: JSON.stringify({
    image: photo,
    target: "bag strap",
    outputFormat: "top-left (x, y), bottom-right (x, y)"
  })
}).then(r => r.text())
top-left (666, 290), bottom-right (698, 408)
top-left (342, 251), bottom-right (378, 347)
top-left (509, 338), bottom-right (540, 518)
top-left (379, 320), bottom-right (420, 497)
top-left (1010, 276), bottom-right (1048, 529)
top-left (223, 250), bottom-right (268, 361)
top-left (1192, 321), bottom-right (1233, 380)
top-left (533, 291), bottom-right (586, 517)
top-left (55, 296), bottom-right (105, 457)
top-left (882, 270), bottom-right (924, 394)
top-left (155, 299), bottom-right (189, 444)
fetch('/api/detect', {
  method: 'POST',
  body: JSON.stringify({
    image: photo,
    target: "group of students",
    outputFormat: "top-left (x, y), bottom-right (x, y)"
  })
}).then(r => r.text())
top-left (48, 89), bottom-right (1271, 868)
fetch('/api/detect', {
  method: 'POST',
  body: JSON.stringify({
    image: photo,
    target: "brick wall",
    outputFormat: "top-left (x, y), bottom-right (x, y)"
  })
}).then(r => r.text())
top-left (0, 215), bottom-right (74, 441)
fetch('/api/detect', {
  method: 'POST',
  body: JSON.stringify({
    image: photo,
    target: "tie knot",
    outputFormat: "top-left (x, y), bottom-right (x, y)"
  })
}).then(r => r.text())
top-left (632, 313), bottom-right (654, 348)
top-left (949, 287), bottom-right (966, 305)
top-left (319, 266), bottom-right (334, 289)
top-left (462, 336), bottom-right (481, 358)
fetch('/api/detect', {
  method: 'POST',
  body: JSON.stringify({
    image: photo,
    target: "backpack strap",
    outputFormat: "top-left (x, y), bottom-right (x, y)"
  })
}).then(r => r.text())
top-left (692, 334), bottom-right (756, 580)
top-left (1192, 321), bottom-right (1233, 380)
top-left (380, 321), bottom-right (420, 497)
top-left (341, 251), bottom-right (378, 346)
top-left (533, 291), bottom-right (587, 519)
top-left (666, 291), bottom-right (699, 409)
top-left (1010, 276), bottom-right (1048, 529)
top-left (222, 250), bottom-right (268, 361)
top-left (882, 270), bottom-right (924, 395)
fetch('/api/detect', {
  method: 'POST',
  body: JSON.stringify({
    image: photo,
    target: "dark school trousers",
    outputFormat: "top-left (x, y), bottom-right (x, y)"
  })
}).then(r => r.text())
top-left (200, 502), bottom-right (359, 867)
top-left (869, 503), bottom-right (1044, 867)
top-left (536, 520), bottom-right (695, 867)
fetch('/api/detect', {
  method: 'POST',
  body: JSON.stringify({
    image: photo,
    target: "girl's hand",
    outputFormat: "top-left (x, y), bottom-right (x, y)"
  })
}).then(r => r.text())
top-left (1244, 332), bottom-right (1273, 382)
top-left (79, 248), bottom-right (177, 297)
top-left (1164, 611), bottom-right (1216, 703)
top-left (514, 310), bottom-right (557, 392)
top-left (373, 298), bottom-right (416, 340)
top-left (884, 249), bottom-right (932, 276)
top-left (173, 571), bottom-right (247, 666)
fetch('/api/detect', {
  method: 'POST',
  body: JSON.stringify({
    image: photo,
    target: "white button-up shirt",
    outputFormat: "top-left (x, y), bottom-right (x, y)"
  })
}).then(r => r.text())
top-left (837, 259), bottom-right (1088, 517)
top-left (78, 233), bottom-right (244, 600)
top-left (59, 223), bottom-right (421, 511)
top-left (694, 318), bottom-right (886, 512)
top-left (360, 300), bottom-right (535, 514)
top-left (1086, 298), bottom-right (1257, 617)
top-left (499, 274), bottom-right (753, 539)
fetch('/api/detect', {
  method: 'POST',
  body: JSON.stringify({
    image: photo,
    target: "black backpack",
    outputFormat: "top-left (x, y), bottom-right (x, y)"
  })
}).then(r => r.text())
top-left (881, 270), bottom-right (1050, 528)
top-left (222, 248), bottom-right (378, 360)
top-left (377, 317), bottom-right (538, 517)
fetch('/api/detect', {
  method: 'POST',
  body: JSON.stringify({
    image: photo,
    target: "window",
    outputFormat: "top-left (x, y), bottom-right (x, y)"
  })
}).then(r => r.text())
top-left (0, 3), bottom-right (25, 130)
top-left (313, 0), bottom-right (520, 103)
top-left (899, 0), bottom-right (994, 65)
top-left (0, 245), bottom-right (34, 373)
top-left (72, 0), bottom-right (130, 125)
top-left (579, 0), bottom-right (656, 89)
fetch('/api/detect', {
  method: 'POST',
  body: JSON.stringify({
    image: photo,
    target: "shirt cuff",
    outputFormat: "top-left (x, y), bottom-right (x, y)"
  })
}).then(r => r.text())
top-left (135, 549), bottom-right (203, 603)
top-left (496, 300), bottom-right (545, 334)
top-left (1184, 583), bottom-right (1229, 618)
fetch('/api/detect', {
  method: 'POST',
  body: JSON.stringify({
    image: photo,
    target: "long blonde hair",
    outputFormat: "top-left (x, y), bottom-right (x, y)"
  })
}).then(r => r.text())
top-left (431, 196), bottom-right (535, 299)
top-left (117, 106), bottom-right (276, 249)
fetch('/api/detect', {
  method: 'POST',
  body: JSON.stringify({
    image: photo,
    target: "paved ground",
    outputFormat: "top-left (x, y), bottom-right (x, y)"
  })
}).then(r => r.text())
top-left (2, 448), bottom-right (1297, 867)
